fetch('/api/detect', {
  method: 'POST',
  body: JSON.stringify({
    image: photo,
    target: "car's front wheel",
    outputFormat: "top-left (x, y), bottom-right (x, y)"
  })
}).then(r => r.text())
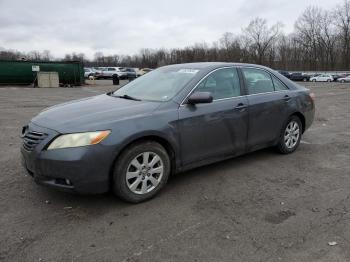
top-left (277, 116), bottom-right (302, 154)
top-left (113, 141), bottom-right (170, 203)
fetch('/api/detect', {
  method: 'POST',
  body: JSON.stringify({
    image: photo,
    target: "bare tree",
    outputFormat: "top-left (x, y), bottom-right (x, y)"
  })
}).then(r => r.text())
top-left (242, 18), bottom-right (282, 65)
top-left (41, 50), bottom-right (52, 61)
top-left (334, 0), bottom-right (350, 69)
top-left (27, 50), bottom-right (42, 61)
top-left (219, 32), bottom-right (241, 61)
top-left (294, 6), bottom-right (324, 70)
top-left (319, 12), bottom-right (337, 70)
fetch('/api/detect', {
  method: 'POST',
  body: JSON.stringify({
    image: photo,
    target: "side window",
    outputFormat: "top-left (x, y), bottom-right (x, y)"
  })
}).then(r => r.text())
top-left (272, 76), bottom-right (288, 91)
top-left (196, 68), bottom-right (240, 100)
top-left (242, 68), bottom-right (274, 94)
top-left (108, 68), bottom-right (116, 71)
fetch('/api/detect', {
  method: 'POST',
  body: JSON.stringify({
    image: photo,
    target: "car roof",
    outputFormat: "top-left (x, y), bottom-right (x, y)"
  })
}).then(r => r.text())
top-left (162, 62), bottom-right (272, 71)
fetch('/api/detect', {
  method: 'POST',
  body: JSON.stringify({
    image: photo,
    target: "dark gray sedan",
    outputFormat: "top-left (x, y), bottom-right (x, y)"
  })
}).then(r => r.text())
top-left (21, 63), bottom-right (315, 203)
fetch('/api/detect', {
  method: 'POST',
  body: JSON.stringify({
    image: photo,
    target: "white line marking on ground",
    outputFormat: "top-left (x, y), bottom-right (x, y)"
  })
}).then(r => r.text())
top-left (301, 140), bottom-right (311, 144)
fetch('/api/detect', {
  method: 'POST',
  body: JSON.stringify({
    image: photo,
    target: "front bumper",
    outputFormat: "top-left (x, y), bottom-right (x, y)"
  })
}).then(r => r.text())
top-left (21, 122), bottom-right (113, 194)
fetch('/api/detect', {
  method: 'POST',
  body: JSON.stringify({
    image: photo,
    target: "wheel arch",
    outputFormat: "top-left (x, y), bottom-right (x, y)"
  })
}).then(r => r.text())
top-left (109, 133), bottom-right (178, 186)
top-left (290, 112), bottom-right (306, 133)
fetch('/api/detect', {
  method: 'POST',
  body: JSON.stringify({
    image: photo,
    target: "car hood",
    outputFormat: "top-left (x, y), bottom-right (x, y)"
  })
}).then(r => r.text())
top-left (31, 94), bottom-right (161, 133)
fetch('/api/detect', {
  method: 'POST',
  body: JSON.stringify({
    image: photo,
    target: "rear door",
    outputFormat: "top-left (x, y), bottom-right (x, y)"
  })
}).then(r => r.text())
top-left (178, 67), bottom-right (248, 166)
top-left (241, 67), bottom-right (291, 150)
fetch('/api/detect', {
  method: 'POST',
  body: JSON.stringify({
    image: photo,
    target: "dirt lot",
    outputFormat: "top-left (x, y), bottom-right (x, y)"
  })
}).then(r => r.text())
top-left (0, 80), bottom-right (350, 262)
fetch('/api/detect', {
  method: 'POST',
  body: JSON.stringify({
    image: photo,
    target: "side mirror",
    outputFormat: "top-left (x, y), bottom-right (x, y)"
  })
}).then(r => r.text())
top-left (187, 92), bottom-right (213, 105)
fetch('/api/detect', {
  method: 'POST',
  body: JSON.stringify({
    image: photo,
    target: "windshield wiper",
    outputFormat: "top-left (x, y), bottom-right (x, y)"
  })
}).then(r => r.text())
top-left (113, 94), bottom-right (141, 101)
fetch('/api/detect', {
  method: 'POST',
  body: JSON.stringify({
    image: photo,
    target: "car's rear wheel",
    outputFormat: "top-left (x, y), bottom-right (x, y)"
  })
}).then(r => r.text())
top-left (341, 80), bottom-right (345, 83)
top-left (312, 79), bottom-right (316, 82)
top-left (113, 141), bottom-right (170, 203)
top-left (327, 79), bottom-right (331, 82)
top-left (276, 116), bottom-right (302, 154)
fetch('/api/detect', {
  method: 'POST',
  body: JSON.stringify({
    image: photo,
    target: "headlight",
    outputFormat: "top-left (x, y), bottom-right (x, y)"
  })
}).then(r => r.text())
top-left (47, 130), bottom-right (111, 150)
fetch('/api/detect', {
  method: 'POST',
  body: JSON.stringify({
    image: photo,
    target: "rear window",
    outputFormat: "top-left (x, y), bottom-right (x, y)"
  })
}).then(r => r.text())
top-left (242, 68), bottom-right (274, 94)
top-left (272, 76), bottom-right (288, 91)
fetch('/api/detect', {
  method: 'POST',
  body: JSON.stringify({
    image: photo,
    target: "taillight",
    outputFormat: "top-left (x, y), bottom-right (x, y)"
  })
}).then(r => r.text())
top-left (309, 92), bottom-right (315, 101)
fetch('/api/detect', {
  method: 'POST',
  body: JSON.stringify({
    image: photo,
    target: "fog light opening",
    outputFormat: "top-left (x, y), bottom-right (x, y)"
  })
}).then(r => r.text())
top-left (55, 178), bottom-right (73, 186)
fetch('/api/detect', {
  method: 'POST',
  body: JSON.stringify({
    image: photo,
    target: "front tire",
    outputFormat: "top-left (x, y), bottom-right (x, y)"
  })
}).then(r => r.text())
top-left (276, 116), bottom-right (302, 154)
top-left (113, 141), bottom-right (171, 203)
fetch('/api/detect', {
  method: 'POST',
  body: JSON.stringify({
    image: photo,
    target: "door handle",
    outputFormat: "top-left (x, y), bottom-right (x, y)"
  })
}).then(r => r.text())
top-left (234, 103), bottom-right (247, 110)
top-left (284, 95), bottom-right (292, 102)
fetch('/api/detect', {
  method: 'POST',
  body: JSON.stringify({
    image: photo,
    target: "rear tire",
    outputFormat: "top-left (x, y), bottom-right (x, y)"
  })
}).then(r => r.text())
top-left (113, 141), bottom-right (170, 203)
top-left (276, 116), bottom-right (302, 154)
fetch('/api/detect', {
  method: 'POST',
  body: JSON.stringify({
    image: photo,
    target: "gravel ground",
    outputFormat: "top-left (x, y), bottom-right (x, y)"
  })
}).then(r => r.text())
top-left (0, 80), bottom-right (349, 262)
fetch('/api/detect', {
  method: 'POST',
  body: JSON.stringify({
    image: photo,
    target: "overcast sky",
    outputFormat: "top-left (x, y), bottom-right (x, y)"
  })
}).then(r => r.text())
top-left (0, 0), bottom-right (344, 59)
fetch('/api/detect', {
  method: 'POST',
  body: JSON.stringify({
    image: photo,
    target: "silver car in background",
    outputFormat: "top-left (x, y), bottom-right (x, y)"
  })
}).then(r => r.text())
top-left (309, 74), bottom-right (333, 82)
top-left (100, 67), bottom-right (128, 79)
top-left (337, 75), bottom-right (350, 83)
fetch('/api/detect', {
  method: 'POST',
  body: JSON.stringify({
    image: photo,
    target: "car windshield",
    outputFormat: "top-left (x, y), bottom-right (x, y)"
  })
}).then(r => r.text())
top-left (113, 67), bottom-right (200, 101)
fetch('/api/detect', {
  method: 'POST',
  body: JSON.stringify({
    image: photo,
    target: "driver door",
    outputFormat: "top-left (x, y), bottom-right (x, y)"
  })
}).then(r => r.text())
top-left (177, 67), bottom-right (249, 166)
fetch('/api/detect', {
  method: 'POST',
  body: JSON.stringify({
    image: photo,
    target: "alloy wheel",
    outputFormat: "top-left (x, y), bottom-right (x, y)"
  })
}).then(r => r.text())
top-left (126, 152), bottom-right (164, 194)
top-left (284, 121), bottom-right (300, 149)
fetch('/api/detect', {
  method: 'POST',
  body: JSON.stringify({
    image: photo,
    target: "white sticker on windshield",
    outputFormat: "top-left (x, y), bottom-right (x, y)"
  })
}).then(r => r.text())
top-left (178, 69), bottom-right (199, 74)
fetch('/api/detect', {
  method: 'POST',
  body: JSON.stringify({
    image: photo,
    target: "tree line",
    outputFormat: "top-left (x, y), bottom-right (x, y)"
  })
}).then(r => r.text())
top-left (1, 0), bottom-right (349, 71)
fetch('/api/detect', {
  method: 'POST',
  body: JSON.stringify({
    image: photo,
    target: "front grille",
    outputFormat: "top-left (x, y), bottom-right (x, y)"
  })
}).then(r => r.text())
top-left (22, 131), bottom-right (47, 151)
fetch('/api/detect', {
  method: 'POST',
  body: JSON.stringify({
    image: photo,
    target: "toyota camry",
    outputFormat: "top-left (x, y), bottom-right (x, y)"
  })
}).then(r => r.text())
top-left (21, 63), bottom-right (315, 203)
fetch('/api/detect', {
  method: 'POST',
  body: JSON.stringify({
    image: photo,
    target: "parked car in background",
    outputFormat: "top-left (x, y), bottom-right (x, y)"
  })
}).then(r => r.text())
top-left (337, 75), bottom-right (350, 83)
top-left (92, 68), bottom-right (103, 79)
top-left (99, 67), bottom-right (127, 79)
top-left (84, 68), bottom-right (96, 78)
top-left (277, 70), bottom-right (291, 79)
top-left (139, 68), bottom-right (153, 76)
top-left (290, 72), bottom-right (310, 82)
top-left (21, 62), bottom-right (315, 203)
top-left (122, 68), bottom-right (137, 79)
top-left (331, 74), bottom-right (342, 82)
top-left (134, 68), bottom-right (141, 77)
top-left (310, 74), bottom-right (333, 82)
top-left (94, 67), bottom-right (105, 72)
top-left (310, 73), bottom-right (321, 78)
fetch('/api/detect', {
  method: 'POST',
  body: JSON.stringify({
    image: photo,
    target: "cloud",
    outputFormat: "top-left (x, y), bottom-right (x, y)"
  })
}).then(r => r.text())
top-left (0, 0), bottom-right (343, 59)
